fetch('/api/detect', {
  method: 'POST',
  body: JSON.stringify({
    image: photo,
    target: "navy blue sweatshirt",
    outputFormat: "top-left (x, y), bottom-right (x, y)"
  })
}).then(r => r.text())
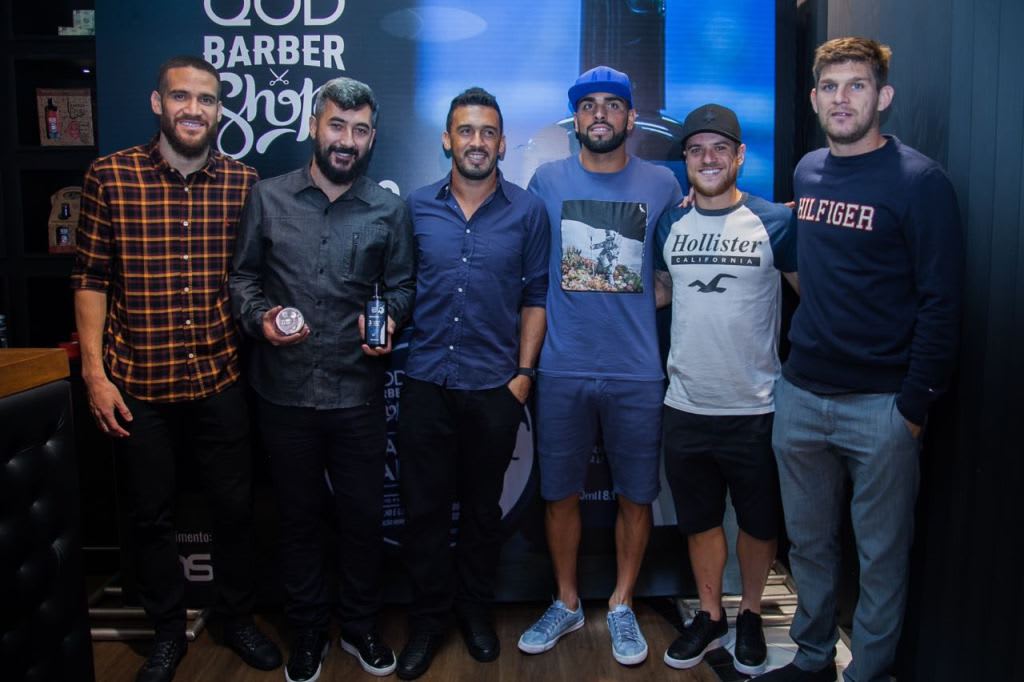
top-left (785, 136), bottom-right (963, 425)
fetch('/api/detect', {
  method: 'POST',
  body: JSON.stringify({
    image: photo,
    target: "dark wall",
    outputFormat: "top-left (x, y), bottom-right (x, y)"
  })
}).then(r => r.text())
top-left (798, 1), bottom-right (1024, 679)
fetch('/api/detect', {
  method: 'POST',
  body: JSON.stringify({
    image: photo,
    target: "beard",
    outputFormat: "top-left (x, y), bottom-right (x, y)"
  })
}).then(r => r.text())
top-left (453, 147), bottom-right (498, 181)
top-left (160, 112), bottom-right (218, 159)
top-left (313, 140), bottom-right (371, 185)
top-left (576, 125), bottom-right (628, 154)
top-left (820, 109), bottom-right (878, 147)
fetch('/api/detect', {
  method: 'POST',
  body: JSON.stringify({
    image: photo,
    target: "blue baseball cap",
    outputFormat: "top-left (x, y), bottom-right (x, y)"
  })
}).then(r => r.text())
top-left (568, 65), bottom-right (633, 111)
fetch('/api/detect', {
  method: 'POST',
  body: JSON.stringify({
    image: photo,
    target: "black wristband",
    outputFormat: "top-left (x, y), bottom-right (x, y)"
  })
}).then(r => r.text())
top-left (516, 367), bottom-right (537, 380)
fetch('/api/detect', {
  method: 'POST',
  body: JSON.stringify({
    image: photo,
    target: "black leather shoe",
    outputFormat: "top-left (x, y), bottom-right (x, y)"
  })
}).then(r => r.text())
top-left (285, 629), bottom-right (330, 682)
top-left (135, 637), bottom-right (187, 682)
top-left (396, 631), bottom-right (445, 680)
top-left (733, 609), bottom-right (767, 676)
top-left (224, 620), bottom-right (283, 671)
top-left (341, 630), bottom-right (397, 676)
top-left (458, 612), bottom-right (499, 662)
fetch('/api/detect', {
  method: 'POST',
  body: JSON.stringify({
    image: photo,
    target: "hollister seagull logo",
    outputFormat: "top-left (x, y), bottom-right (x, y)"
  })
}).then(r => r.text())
top-left (702, 108), bottom-right (717, 124)
top-left (689, 273), bottom-right (737, 293)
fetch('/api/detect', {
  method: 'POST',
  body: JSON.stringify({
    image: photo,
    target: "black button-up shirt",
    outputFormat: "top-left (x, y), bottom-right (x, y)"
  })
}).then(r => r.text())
top-left (404, 172), bottom-right (549, 389)
top-left (229, 164), bottom-right (415, 409)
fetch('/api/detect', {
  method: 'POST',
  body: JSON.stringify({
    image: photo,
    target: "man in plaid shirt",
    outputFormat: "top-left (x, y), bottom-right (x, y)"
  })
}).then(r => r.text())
top-left (72, 55), bottom-right (281, 682)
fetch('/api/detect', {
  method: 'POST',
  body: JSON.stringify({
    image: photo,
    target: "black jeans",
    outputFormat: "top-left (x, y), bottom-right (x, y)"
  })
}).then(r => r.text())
top-left (397, 377), bottom-right (524, 633)
top-left (258, 397), bottom-right (387, 636)
top-left (115, 383), bottom-right (256, 640)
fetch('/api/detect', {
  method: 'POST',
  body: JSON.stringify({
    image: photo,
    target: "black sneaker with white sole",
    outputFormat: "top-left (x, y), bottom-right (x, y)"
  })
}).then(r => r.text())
top-left (663, 609), bottom-right (728, 670)
top-left (733, 609), bottom-right (768, 675)
top-left (341, 631), bottom-right (397, 676)
top-left (285, 629), bottom-right (330, 682)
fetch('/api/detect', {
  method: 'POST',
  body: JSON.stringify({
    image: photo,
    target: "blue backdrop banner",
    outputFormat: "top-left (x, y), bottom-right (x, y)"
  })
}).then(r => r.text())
top-left (97, 0), bottom-right (776, 603)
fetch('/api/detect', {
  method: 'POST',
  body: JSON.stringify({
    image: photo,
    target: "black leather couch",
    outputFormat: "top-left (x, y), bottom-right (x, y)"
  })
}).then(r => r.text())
top-left (1, 378), bottom-right (95, 682)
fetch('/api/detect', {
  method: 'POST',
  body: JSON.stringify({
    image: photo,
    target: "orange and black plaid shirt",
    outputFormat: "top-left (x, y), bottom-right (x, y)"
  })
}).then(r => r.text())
top-left (71, 137), bottom-right (259, 403)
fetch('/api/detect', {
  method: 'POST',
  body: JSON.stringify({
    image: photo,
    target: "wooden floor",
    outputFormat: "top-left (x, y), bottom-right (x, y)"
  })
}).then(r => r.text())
top-left (92, 600), bottom-right (722, 681)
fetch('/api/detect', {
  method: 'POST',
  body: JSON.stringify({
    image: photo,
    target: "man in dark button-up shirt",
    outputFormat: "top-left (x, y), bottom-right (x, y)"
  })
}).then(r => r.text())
top-left (229, 76), bottom-right (413, 682)
top-left (394, 87), bottom-right (549, 680)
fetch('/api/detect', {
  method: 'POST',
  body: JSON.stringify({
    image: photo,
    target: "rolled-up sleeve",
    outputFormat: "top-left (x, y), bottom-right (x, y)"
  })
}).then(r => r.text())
top-left (71, 164), bottom-right (113, 291)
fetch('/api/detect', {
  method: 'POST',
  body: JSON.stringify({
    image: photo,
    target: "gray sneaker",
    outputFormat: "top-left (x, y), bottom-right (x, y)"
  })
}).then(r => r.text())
top-left (517, 600), bottom-right (585, 654)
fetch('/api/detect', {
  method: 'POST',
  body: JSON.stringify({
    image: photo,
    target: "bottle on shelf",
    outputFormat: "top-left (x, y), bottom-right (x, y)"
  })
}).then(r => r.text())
top-left (0, 314), bottom-right (9, 348)
top-left (45, 98), bottom-right (60, 140)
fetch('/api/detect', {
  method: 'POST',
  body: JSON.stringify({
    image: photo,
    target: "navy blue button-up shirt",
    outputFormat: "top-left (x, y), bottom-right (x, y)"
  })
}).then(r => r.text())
top-left (405, 172), bottom-right (550, 390)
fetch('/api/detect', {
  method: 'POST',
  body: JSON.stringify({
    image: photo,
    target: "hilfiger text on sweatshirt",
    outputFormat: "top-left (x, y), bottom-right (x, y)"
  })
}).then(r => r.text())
top-left (796, 197), bottom-right (875, 231)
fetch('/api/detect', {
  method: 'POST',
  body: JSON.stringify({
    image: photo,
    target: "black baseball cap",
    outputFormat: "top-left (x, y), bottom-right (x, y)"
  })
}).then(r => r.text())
top-left (680, 104), bottom-right (742, 146)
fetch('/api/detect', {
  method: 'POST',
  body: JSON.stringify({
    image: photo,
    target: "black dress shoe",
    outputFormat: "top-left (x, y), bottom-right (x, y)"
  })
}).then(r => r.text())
top-left (458, 612), bottom-right (500, 662)
top-left (136, 637), bottom-right (187, 682)
top-left (396, 631), bottom-right (445, 680)
top-left (224, 620), bottom-right (283, 670)
top-left (341, 630), bottom-right (397, 676)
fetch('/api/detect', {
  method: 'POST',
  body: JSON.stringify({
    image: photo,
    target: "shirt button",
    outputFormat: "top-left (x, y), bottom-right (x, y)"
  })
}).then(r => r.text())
top-left (457, 287), bottom-right (463, 293)
top-left (466, 229), bottom-right (471, 233)
top-left (183, 286), bottom-right (190, 293)
top-left (182, 254), bottom-right (189, 260)
top-left (321, 239), bottom-right (327, 245)
top-left (184, 186), bottom-right (190, 193)
top-left (182, 220), bottom-right (189, 227)
top-left (187, 353), bottom-right (195, 359)
top-left (462, 257), bottom-right (467, 263)
top-left (454, 317), bottom-right (459, 322)
top-left (184, 320), bottom-right (192, 326)
top-left (319, 268), bottom-right (324, 274)
top-left (448, 345), bottom-right (454, 351)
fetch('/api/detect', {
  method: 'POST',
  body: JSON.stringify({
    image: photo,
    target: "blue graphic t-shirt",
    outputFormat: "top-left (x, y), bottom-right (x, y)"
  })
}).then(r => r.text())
top-left (528, 155), bottom-right (682, 380)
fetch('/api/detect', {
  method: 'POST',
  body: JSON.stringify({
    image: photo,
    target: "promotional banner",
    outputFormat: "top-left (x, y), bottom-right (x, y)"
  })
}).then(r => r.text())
top-left (98, 0), bottom-right (776, 604)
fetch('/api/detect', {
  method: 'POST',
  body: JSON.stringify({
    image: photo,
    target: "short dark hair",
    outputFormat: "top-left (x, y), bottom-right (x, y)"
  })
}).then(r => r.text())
top-left (446, 87), bottom-right (503, 133)
top-left (156, 56), bottom-right (221, 98)
top-left (313, 77), bottom-right (379, 127)
top-left (813, 37), bottom-right (892, 88)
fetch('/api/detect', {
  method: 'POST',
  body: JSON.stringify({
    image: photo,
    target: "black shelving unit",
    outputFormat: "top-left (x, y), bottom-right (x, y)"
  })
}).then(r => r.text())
top-left (1, 2), bottom-right (96, 348)
top-left (1, 2), bottom-right (119, 573)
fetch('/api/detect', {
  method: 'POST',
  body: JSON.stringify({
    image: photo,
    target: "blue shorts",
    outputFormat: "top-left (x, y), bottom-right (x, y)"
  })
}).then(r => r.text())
top-left (536, 374), bottom-right (663, 504)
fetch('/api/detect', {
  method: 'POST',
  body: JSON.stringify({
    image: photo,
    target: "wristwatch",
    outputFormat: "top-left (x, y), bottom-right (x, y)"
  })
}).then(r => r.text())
top-left (516, 367), bottom-right (537, 380)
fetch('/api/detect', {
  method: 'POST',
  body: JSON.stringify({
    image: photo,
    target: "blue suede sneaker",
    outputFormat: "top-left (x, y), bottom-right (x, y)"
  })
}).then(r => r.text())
top-left (607, 604), bottom-right (648, 665)
top-left (517, 600), bottom-right (585, 654)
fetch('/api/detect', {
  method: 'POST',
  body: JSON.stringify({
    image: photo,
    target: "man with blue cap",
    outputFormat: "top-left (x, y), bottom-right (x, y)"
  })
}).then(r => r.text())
top-left (517, 65), bottom-right (682, 666)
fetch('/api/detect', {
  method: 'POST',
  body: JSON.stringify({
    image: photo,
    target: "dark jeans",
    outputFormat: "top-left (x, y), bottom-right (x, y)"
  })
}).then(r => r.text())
top-left (116, 383), bottom-right (256, 640)
top-left (258, 397), bottom-right (387, 637)
top-left (398, 377), bottom-right (524, 633)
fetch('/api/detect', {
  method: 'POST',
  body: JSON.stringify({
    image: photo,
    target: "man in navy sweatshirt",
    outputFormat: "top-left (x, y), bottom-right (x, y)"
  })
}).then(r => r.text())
top-left (758, 38), bottom-right (963, 682)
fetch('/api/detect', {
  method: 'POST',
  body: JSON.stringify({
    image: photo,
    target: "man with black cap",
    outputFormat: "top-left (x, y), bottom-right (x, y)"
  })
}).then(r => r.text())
top-left (652, 104), bottom-right (798, 676)
top-left (517, 65), bottom-right (682, 666)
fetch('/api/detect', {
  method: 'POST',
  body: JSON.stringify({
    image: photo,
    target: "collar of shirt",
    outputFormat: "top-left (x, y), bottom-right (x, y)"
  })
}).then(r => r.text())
top-left (433, 169), bottom-right (513, 212)
top-left (287, 161), bottom-right (378, 205)
top-left (144, 135), bottom-right (222, 181)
